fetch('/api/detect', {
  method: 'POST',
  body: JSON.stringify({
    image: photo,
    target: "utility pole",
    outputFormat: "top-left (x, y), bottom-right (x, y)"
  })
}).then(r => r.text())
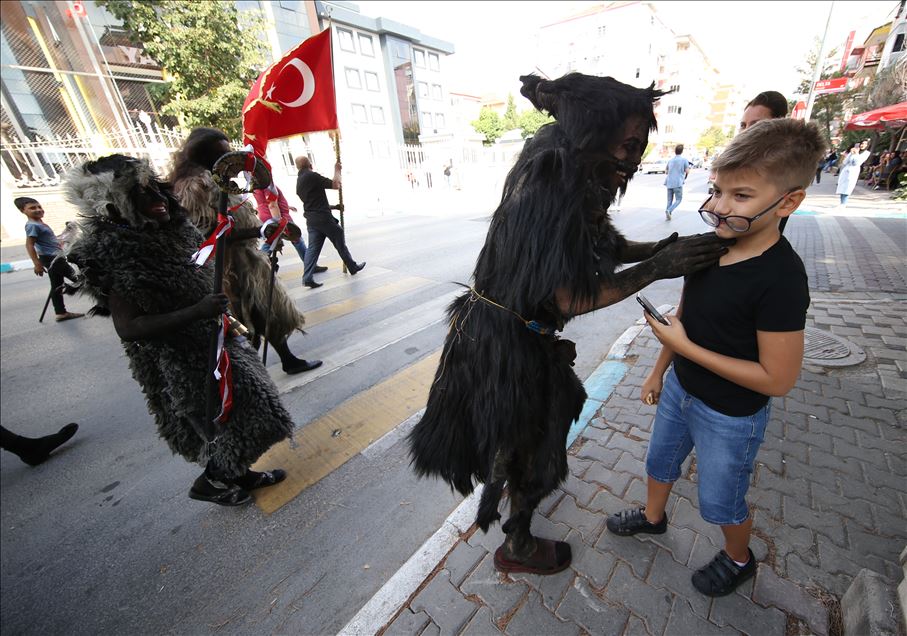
top-left (805, 1), bottom-right (835, 122)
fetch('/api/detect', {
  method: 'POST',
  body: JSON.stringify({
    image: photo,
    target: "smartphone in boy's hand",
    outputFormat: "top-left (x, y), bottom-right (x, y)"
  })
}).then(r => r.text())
top-left (636, 294), bottom-right (670, 325)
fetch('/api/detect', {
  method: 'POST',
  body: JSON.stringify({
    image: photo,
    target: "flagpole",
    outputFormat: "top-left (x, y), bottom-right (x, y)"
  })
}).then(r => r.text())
top-left (332, 129), bottom-right (347, 274)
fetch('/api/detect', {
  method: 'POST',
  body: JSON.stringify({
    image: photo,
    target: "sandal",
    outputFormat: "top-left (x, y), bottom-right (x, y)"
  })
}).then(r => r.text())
top-left (188, 474), bottom-right (252, 507)
top-left (691, 549), bottom-right (756, 597)
top-left (234, 468), bottom-right (286, 491)
top-left (493, 538), bottom-right (572, 575)
top-left (606, 507), bottom-right (667, 536)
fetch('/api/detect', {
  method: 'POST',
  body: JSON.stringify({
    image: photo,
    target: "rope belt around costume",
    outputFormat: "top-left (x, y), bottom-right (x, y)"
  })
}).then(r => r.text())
top-left (465, 287), bottom-right (559, 337)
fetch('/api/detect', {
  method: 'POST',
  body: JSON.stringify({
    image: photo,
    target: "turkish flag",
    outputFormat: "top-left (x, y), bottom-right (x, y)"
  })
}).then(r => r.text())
top-left (242, 29), bottom-right (337, 156)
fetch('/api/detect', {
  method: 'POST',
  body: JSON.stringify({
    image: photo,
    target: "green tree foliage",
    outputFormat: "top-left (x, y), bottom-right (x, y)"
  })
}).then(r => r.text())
top-left (796, 38), bottom-right (854, 149)
top-left (517, 109), bottom-right (554, 138)
top-left (97, 0), bottom-right (268, 140)
top-left (502, 94), bottom-right (519, 131)
top-left (471, 106), bottom-right (504, 145)
top-left (697, 126), bottom-right (731, 156)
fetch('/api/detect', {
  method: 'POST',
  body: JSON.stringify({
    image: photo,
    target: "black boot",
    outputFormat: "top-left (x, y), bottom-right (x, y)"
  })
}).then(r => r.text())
top-left (0, 424), bottom-right (78, 466)
top-left (188, 463), bottom-right (251, 506)
top-left (273, 338), bottom-right (323, 375)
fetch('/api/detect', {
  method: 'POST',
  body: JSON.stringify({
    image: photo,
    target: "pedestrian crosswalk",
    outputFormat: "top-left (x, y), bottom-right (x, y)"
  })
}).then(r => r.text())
top-left (246, 234), bottom-right (473, 514)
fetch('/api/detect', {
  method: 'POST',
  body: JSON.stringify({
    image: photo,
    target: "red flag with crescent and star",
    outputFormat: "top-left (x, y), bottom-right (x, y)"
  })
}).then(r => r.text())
top-left (242, 29), bottom-right (337, 157)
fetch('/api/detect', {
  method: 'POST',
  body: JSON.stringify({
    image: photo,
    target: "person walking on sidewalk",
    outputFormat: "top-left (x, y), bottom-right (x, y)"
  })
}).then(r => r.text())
top-left (606, 118), bottom-right (825, 597)
top-left (16, 197), bottom-right (83, 322)
top-left (836, 140), bottom-right (870, 207)
top-left (664, 144), bottom-right (690, 220)
top-left (295, 156), bottom-right (364, 289)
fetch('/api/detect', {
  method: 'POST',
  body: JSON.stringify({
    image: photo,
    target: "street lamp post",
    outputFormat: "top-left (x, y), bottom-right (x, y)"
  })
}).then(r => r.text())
top-left (804, 1), bottom-right (836, 122)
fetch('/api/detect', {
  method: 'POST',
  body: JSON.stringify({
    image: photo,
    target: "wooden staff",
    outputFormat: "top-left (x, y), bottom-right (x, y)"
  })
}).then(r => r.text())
top-left (202, 190), bottom-right (229, 442)
top-left (333, 130), bottom-right (347, 274)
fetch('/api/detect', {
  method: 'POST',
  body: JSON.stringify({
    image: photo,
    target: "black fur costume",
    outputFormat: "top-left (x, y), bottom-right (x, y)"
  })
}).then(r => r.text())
top-left (409, 73), bottom-right (725, 564)
top-left (64, 158), bottom-right (294, 477)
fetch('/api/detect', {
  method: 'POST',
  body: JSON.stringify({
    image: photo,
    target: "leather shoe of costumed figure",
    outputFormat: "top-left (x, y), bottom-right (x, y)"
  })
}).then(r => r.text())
top-left (349, 262), bottom-right (366, 275)
top-left (304, 280), bottom-right (323, 289)
top-left (313, 265), bottom-right (328, 273)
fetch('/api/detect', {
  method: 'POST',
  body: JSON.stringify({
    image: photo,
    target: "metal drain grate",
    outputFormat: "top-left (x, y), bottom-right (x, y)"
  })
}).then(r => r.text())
top-left (803, 327), bottom-right (865, 367)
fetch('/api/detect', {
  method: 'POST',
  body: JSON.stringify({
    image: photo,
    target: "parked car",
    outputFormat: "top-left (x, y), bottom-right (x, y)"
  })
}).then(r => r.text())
top-left (639, 158), bottom-right (668, 174)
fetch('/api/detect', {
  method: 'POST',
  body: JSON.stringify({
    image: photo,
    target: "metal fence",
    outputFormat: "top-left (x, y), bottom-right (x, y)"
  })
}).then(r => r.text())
top-left (1, 122), bottom-right (185, 187)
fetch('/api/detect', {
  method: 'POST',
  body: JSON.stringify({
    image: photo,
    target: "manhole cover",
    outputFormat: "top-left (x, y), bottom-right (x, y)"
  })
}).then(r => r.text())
top-left (803, 327), bottom-right (865, 367)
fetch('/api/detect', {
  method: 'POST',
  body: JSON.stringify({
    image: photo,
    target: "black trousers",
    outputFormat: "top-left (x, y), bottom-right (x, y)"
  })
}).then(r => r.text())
top-left (38, 254), bottom-right (76, 314)
top-left (302, 216), bottom-right (357, 283)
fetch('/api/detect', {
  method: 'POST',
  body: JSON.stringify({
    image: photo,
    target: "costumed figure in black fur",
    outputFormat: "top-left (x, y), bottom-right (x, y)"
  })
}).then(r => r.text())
top-left (170, 127), bottom-right (322, 375)
top-left (64, 155), bottom-right (293, 506)
top-left (409, 73), bottom-right (734, 574)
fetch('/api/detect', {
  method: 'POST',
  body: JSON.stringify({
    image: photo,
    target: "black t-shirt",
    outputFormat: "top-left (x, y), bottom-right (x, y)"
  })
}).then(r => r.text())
top-left (295, 170), bottom-right (334, 221)
top-left (673, 237), bottom-right (810, 416)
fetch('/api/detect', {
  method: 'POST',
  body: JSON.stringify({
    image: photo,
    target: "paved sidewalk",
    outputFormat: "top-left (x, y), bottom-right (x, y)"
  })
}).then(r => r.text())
top-left (368, 210), bottom-right (906, 635)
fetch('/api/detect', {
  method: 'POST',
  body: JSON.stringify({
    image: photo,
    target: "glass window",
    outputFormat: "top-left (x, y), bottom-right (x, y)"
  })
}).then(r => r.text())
top-left (428, 52), bottom-right (440, 71)
top-left (435, 113), bottom-right (446, 128)
top-left (352, 103), bottom-right (368, 123)
top-left (418, 81), bottom-right (429, 98)
top-left (364, 71), bottom-right (380, 91)
top-left (413, 49), bottom-right (426, 67)
top-left (345, 67), bottom-right (362, 89)
top-left (338, 28), bottom-right (356, 53)
top-left (421, 111), bottom-right (433, 128)
top-left (358, 33), bottom-right (375, 57)
top-left (371, 106), bottom-right (385, 124)
top-left (431, 84), bottom-right (442, 100)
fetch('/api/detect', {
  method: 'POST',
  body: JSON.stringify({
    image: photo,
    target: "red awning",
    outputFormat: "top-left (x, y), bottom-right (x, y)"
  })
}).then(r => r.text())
top-left (845, 102), bottom-right (907, 131)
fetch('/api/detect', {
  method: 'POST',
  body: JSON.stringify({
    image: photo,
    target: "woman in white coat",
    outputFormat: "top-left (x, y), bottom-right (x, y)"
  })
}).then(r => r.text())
top-left (836, 140), bottom-right (870, 206)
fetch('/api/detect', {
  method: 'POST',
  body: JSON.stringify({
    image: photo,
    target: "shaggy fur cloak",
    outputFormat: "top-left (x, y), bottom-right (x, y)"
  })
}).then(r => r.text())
top-left (409, 73), bottom-right (664, 530)
top-left (65, 159), bottom-right (294, 476)
top-left (173, 171), bottom-right (305, 343)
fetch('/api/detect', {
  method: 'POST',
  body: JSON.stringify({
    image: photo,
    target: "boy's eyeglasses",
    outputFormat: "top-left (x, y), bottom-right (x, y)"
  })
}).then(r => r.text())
top-left (698, 189), bottom-right (800, 233)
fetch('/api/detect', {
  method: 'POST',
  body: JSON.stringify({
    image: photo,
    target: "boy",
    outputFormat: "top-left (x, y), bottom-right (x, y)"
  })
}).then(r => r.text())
top-left (15, 197), bottom-right (83, 322)
top-left (606, 119), bottom-right (825, 596)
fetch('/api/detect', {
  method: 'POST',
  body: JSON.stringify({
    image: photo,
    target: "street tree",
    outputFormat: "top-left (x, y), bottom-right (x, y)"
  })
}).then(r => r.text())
top-left (502, 94), bottom-right (519, 131)
top-left (697, 126), bottom-right (731, 157)
top-left (796, 38), bottom-right (853, 148)
top-left (471, 106), bottom-right (505, 145)
top-left (517, 109), bottom-right (554, 138)
top-left (97, 0), bottom-right (268, 140)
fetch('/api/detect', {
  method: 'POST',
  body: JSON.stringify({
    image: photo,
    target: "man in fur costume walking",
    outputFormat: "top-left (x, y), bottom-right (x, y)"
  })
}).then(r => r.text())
top-left (65, 155), bottom-right (292, 506)
top-left (170, 127), bottom-right (321, 375)
top-left (409, 73), bottom-right (733, 574)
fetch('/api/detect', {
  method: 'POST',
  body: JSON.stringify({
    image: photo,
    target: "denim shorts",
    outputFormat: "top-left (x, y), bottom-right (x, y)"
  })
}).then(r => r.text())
top-left (645, 368), bottom-right (770, 525)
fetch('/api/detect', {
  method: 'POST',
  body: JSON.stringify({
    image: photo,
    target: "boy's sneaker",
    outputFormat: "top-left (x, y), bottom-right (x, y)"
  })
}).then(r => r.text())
top-left (606, 506), bottom-right (668, 536)
top-left (691, 548), bottom-right (756, 597)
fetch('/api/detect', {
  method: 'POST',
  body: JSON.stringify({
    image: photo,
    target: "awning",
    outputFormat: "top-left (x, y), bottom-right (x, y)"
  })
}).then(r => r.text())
top-left (844, 102), bottom-right (907, 131)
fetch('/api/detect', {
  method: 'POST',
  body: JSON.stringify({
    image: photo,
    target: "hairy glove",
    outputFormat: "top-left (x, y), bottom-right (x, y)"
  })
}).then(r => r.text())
top-left (646, 232), bottom-right (734, 280)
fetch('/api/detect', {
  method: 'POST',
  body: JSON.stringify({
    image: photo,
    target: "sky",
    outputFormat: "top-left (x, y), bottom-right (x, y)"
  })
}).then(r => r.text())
top-left (359, 0), bottom-right (899, 101)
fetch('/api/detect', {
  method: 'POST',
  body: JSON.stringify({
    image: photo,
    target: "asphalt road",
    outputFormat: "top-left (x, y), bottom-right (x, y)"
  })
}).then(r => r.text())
top-left (0, 170), bottom-right (711, 635)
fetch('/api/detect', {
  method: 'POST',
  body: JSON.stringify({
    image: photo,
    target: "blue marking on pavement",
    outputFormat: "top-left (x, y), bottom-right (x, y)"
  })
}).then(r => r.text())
top-left (0, 263), bottom-right (12, 273)
top-left (1, 259), bottom-right (32, 273)
top-left (567, 359), bottom-right (630, 448)
top-left (795, 208), bottom-right (907, 219)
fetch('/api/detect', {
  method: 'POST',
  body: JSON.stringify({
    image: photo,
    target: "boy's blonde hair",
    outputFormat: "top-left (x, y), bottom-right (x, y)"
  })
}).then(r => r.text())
top-left (712, 119), bottom-right (826, 191)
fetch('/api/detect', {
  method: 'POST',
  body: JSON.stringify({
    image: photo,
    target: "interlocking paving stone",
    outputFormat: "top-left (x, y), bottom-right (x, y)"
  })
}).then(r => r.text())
top-left (460, 555), bottom-right (527, 623)
top-left (582, 462), bottom-right (632, 497)
top-left (637, 523), bottom-right (697, 566)
top-left (509, 550), bottom-right (574, 612)
top-left (555, 578), bottom-right (630, 636)
top-left (785, 552), bottom-right (852, 596)
top-left (623, 614), bottom-right (648, 635)
top-left (670, 497), bottom-right (725, 548)
top-left (602, 562), bottom-right (673, 636)
top-left (384, 609), bottom-right (432, 636)
top-left (561, 474), bottom-right (599, 507)
top-left (603, 433), bottom-right (647, 461)
top-left (459, 605), bottom-right (499, 636)
top-left (445, 540), bottom-right (487, 587)
top-left (411, 570), bottom-right (478, 636)
top-left (594, 531), bottom-right (658, 580)
top-left (613, 452), bottom-right (647, 479)
top-left (575, 440), bottom-right (622, 467)
top-left (549, 496), bottom-right (603, 545)
top-left (578, 425), bottom-right (612, 446)
top-left (569, 532), bottom-right (617, 589)
top-left (666, 598), bottom-right (735, 635)
top-left (710, 585), bottom-right (787, 636)
top-left (782, 497), bottom-right (846, 547)
top-left (646, 547), bottom-right (711, 620)
top-left (752, 565), bottom-right (829, 636)
top-left (809, 481), bottom-right (874, 528)
top-left (504, 592), bottom-right (580, 636)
